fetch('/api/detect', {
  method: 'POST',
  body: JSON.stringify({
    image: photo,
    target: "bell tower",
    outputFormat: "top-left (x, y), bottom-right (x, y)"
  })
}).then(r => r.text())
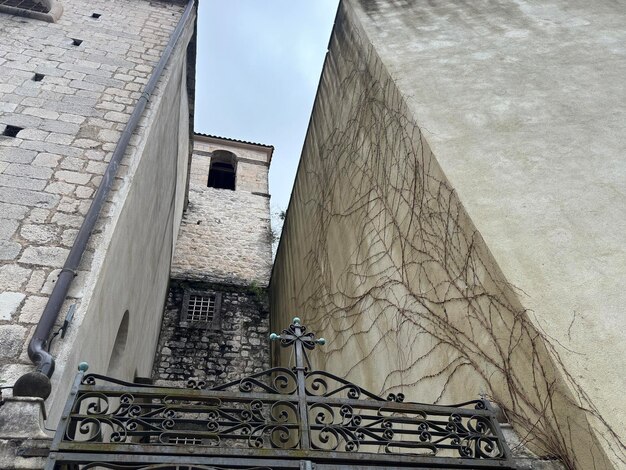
top-left (152, 134), bottom-right (273, 387)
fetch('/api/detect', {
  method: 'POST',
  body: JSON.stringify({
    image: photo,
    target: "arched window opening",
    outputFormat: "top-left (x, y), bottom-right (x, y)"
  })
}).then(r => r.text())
top-left (207, 150), bottom-right (237, 190)
top-left (107, 310), bottom-right (129, 377)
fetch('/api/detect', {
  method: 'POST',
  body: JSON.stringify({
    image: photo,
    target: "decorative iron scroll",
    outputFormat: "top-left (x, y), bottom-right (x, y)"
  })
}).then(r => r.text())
top-left (46, 319), bottom-right (514, 469)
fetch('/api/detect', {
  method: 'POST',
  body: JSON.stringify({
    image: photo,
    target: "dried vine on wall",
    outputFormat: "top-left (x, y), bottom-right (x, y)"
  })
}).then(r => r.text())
top-left (284, 23), bottom-right (625, 470)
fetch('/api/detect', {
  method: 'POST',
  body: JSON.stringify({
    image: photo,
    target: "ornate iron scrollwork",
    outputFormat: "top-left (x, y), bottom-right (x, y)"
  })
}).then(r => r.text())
top-left (47, 318), bottom-right (513, 469)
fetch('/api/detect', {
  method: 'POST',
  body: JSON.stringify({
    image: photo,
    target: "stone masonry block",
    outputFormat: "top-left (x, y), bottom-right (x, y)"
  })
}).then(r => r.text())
top-left (20, 224), bottom-right (58, 244)
top-left (0, 187), bottom-right (59, 208)
top-left (18, 296), bottom-right (48, 324)
top-left (103, 111), bottom-right (129, 123)
top-left (16, 128), bottom-right (50, 141)
top-left (0, 325), bottom-right (27, 359)
top-left (45, 181), bottom-right (75, 195)
top-left (54, 170), bottom-right (91, 185)
top-left (39, 120), bottom-right (80, 135)
top-left (19, 246), bottom-right (69, 267)
top-left (51, 212), bottom-right (83, 228)
top-left (22, 107), bottom-right (59, 120)
top-left (0, 174), bottom-right (47, 191)
top-left (0, 203), bottom-right (27, 220)
top-left (25, 209), bottom-right (49, 224)
top-left (0, 114), bottom-right (42, 129)
top-left (59, 157), bottom-right (85, 171)
top-left (0, 102), bottom-right (18, 113)
top-left (3, 163), bottom-right (53, 180)
top-left (0, 219), bottom-right (19, 241)
top-left (32, 153), bottom-right (61, 168)
top-left (59, 113), bottom-right (85, 124)
top-left (0, 148), bottom-right (37, 164)
top-left (74, 186), bottom-right (94, 199)
top-left (46, 133), bottom-right (74, 145)
top-left (0, 241), bottom-right (21, 261)
top-left (0, 264), bottom-right (31, 291)
top-left (0, 292), bottom-right (25, 321)
top-left (25, 269), bottom-right (46, 293)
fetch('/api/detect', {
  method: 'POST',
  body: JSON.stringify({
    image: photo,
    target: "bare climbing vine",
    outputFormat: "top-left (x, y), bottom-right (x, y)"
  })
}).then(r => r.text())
top-left (279, 19), bottom-right (625, 470)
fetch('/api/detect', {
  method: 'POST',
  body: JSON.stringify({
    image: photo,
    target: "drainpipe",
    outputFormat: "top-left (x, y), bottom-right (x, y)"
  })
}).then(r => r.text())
top-left (13, 0), bottom-right (196, 399)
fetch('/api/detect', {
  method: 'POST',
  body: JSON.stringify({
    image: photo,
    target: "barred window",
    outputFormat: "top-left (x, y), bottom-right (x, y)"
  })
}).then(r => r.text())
top-left (181, 291), bottom-right (222, 329)
top-left (187, 294), bottom-right (215, 322)
top-left (169, 436), bottom-right (202, 445)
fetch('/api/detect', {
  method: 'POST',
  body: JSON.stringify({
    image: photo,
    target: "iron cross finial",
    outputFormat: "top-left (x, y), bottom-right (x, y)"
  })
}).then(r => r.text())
top-left (269, 317), bottom-right (325, 369)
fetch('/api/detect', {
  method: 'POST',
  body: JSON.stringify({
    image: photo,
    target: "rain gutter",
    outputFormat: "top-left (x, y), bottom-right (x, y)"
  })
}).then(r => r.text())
top-left (13, 0), bottom-right (196, 397)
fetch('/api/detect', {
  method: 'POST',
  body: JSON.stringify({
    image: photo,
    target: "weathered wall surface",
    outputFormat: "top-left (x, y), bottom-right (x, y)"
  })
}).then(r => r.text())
top-left (153, 136), bottom-right (273, 392)
top-left (170, 139), bottom-right (272, 287)
top-left (170, 186), bottom-right (272, 287)
top-left (0, 0), bottom-right (194, 430)
top-left (270, 1), bottom-right (625, 469)
top-left (191, 136), bottom-right (272, 195)
top-left (171, 135), bottom-right (273, 287)
top-left (152, 280), bottom-right (270, 388)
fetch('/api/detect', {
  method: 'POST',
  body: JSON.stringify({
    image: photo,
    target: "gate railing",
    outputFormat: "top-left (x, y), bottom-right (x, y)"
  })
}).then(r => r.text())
top-left (46, 318), bottom-right (515, 469)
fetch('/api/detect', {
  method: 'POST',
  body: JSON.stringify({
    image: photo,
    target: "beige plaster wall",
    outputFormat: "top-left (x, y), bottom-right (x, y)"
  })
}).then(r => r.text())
top-left (270, 1), bottom-right (625, 469)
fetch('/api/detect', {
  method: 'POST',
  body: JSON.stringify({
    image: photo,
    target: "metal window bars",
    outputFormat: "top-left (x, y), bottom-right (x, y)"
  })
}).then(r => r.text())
top-left (186, 294), bottom-right (216, 323)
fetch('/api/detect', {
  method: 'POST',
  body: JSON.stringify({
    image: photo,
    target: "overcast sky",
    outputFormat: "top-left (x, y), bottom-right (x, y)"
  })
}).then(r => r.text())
top-left (194, 0), bottom-right (339, 212)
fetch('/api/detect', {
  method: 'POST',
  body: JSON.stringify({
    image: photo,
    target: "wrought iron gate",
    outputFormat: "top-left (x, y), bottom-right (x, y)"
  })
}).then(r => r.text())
top-left (46, 319), bottom-right (515, 469)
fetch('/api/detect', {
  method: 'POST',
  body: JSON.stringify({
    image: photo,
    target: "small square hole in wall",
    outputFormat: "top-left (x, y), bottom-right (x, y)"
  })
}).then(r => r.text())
top-left (91, 13), bottom-right (101, 19)
top-left (71, 38), bottom-right (83, 46)
top-left (32, 73), bottom-right (45, 82)
top-left (2, 125), bottom-right (23, 138)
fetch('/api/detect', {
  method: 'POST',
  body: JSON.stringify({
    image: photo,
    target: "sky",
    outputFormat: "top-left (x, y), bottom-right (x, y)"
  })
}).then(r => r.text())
top-left (194, 0), bottom-right (339, 213)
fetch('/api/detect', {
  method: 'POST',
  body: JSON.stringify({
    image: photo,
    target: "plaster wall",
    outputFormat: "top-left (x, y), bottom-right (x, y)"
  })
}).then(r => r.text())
top-left (270, 1), bottom-right (625, 469)
top-left (0, 0), bottom-right (195, 429)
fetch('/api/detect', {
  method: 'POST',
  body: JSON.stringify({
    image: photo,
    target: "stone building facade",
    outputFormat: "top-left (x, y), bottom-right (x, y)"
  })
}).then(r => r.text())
top-left (0, 0), bottom-right (197, 467)
top-left (152, 135), bottom-right (273, 388)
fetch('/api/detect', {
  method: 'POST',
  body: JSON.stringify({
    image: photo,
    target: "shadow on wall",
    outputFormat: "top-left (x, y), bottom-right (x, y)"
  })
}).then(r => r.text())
top-left (107, 310), bottom-right (129, 377)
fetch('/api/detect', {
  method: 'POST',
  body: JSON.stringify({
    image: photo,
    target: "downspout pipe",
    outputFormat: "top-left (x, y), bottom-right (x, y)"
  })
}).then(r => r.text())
top-left (13, 0), bottom-right (196, 398)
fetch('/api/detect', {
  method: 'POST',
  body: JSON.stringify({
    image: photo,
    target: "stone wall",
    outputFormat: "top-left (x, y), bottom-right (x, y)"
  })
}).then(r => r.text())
top-left (270, 1), bottom-right (625, 469)
top-left (171, 184), bottom-right (272, 287)
top-left (152, 280), bottom-right (270, 388)
top-left (191, 135), bottom-right (272, 194)
top-left (0, 0), bottom-right (195, 430)
top-left (157, 135), bottom-right (273, 390)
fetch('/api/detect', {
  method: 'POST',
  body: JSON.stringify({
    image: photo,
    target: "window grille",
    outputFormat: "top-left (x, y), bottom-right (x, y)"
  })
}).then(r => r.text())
top-left (187, 294), bottom-right (215, 323)
top-left (169, 436), bottom-right (202, 445)
top-left (181, 291), bottom-right (222, 328)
